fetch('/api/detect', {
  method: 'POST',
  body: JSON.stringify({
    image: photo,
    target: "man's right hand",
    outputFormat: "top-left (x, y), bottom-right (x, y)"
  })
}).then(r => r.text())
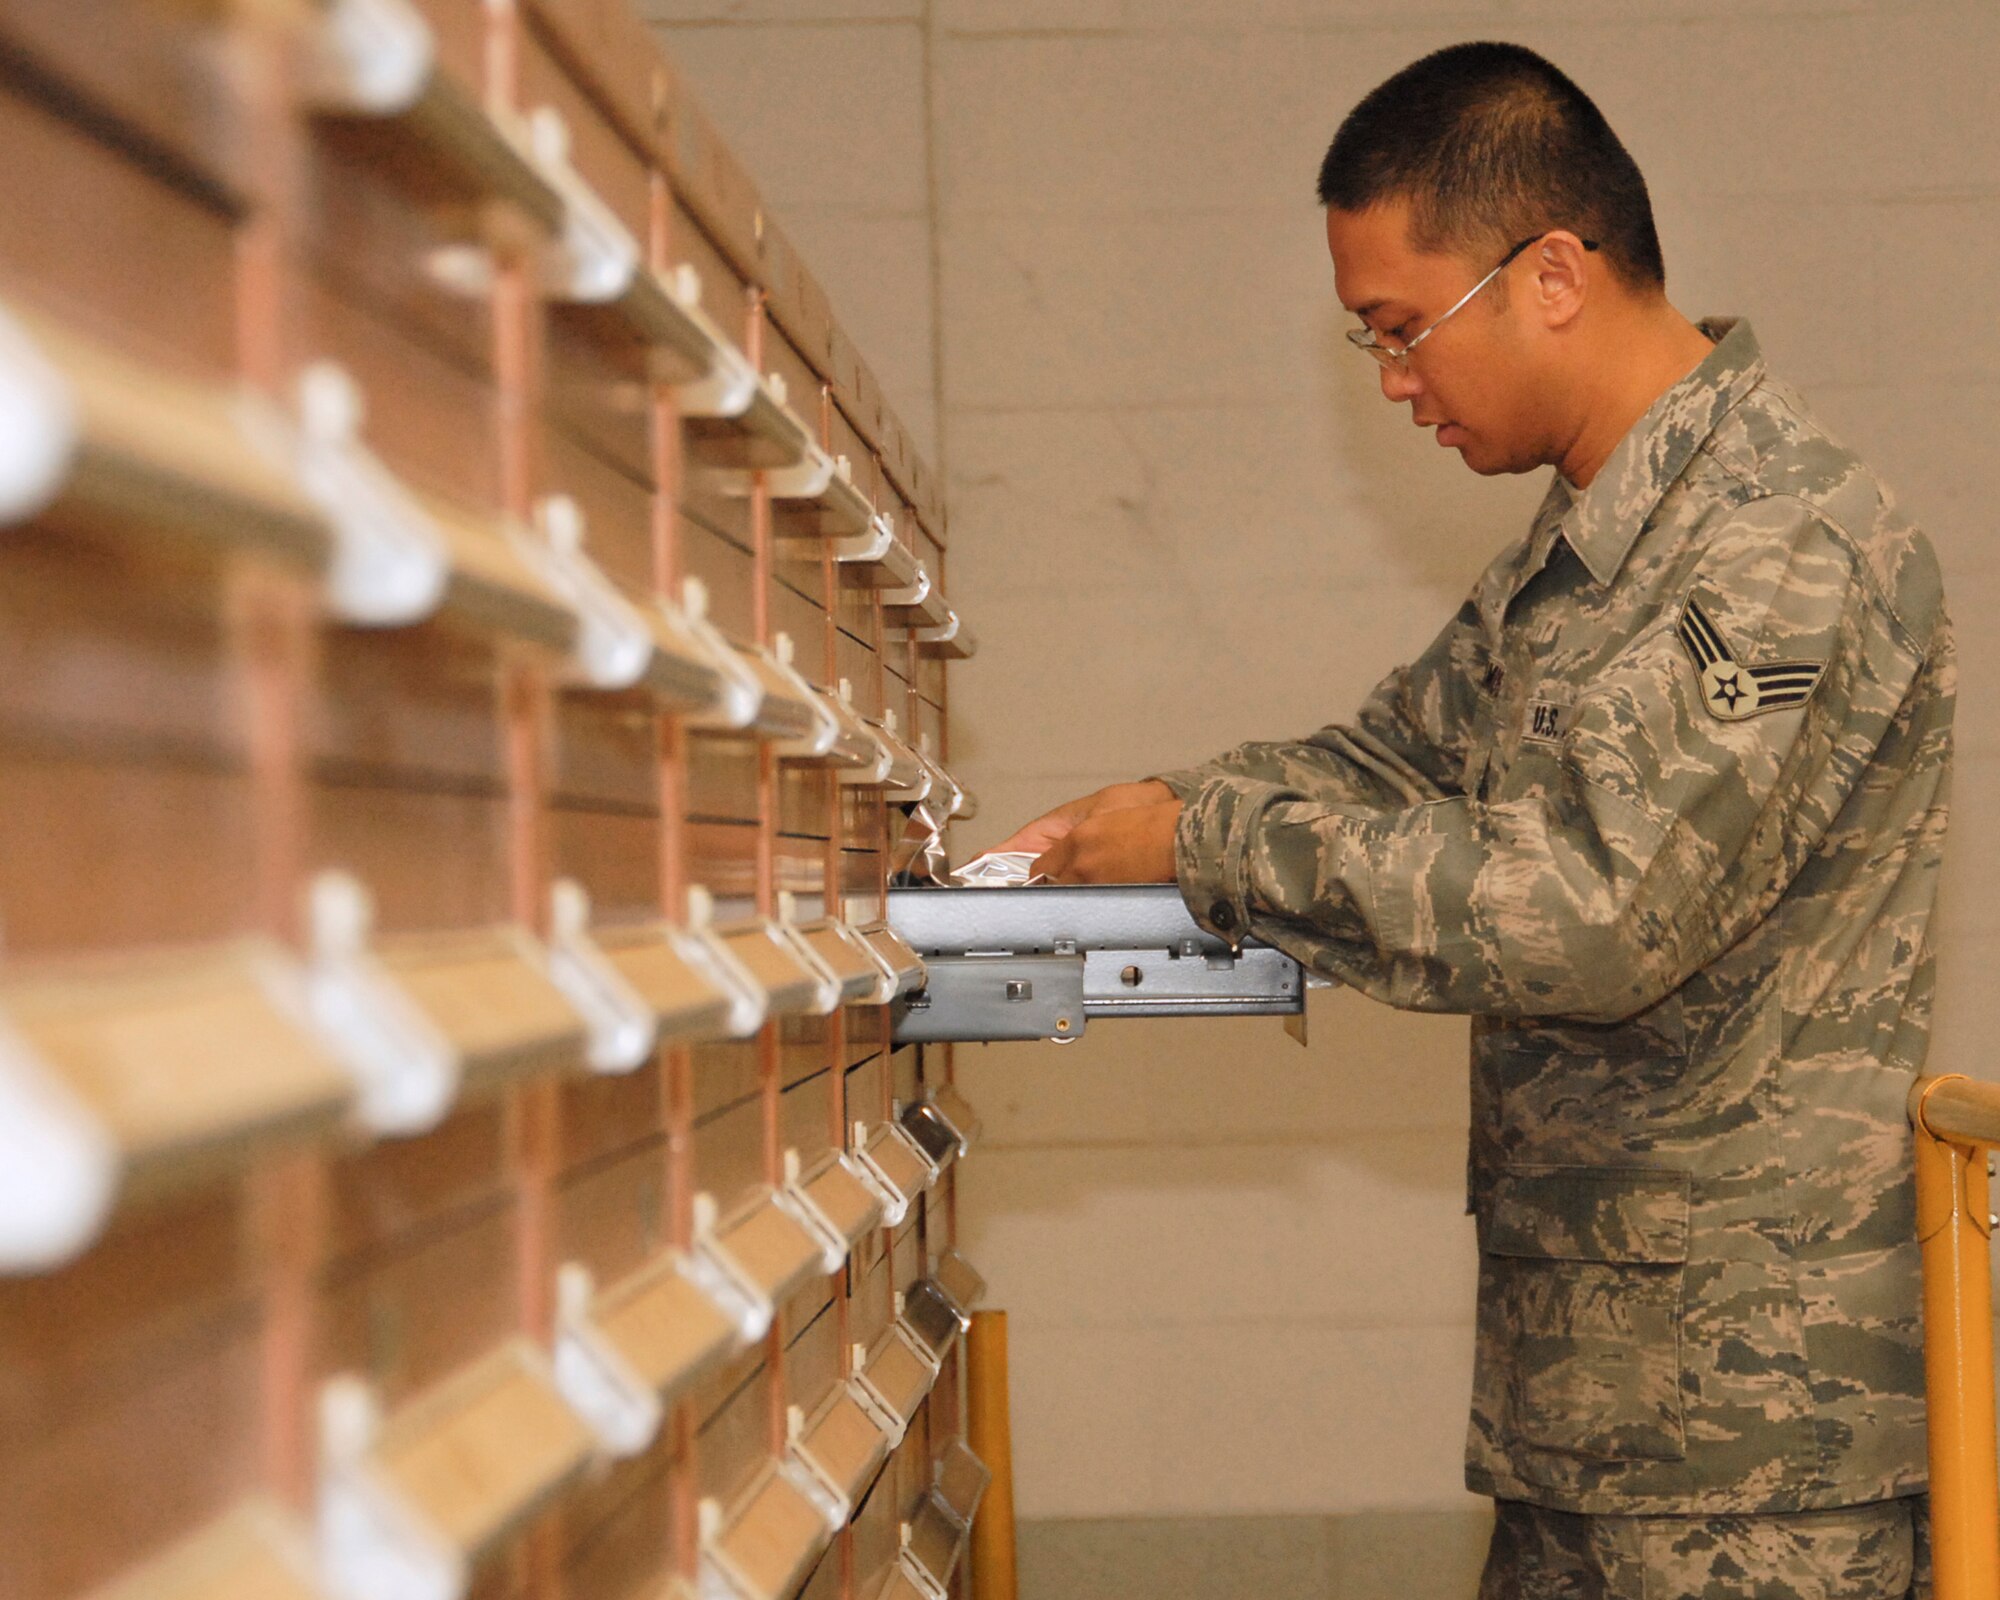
top-left (988, 779), bottom-right (1179, 860)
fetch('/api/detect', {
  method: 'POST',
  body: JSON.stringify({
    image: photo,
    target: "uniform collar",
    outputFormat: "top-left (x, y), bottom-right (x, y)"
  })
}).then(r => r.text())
top-left (1562, 317), bottom-right (1765, 588)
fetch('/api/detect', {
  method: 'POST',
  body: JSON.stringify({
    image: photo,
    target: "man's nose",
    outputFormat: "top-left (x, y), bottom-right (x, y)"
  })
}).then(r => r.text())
top-left (1378, 361), bottom-right (1423, 403)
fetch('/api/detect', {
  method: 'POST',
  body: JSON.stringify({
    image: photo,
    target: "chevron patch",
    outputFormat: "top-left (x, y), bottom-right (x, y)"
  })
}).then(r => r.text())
top-left (1676, 593), bottom-right (1826, 722)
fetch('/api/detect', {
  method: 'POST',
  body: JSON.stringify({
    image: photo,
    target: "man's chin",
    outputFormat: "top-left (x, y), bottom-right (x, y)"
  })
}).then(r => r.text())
top-left (1455, 441), bottom-right (1535, 478)
top-left (1431, 424), bottom-right (1535, 476)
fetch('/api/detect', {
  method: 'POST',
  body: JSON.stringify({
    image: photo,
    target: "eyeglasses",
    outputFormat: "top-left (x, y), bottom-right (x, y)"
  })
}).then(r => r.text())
top-left (1346, 232), bottom-right (1600, 372)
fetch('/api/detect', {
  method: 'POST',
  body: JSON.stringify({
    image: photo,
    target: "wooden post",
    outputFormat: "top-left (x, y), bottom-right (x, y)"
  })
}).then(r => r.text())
top-left (966, 1310), bottom-right (1018, 1600)
top-left (1911, 1074), bottom-right (2000, 1600)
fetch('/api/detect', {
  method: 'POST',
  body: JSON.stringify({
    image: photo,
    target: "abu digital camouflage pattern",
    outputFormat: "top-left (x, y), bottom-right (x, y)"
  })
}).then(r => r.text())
top-left (1478, 1495), bottom-right (1927, 1599)
top-left (1157, 321), bottom-right (1955, 1515)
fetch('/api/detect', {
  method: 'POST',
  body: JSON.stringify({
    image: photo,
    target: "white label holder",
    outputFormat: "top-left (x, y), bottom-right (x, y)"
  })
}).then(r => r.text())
top-left (303, 873), bottom-right (460, 1136)
top-left (545, 881), bottom-right (658, 1074)
top-left (677, 888), bottom-right (770, 1039)
top-left (0, 300), bottom-right (77, 526)
top-left (290, 363), bottom-right (450, 626)
top-left (676, 579), bottom-right (766, 732)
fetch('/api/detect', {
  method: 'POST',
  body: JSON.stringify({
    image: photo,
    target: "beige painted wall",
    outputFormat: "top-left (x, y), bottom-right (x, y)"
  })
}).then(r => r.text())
top-left (646, 0), bottom-right (2000, 1553)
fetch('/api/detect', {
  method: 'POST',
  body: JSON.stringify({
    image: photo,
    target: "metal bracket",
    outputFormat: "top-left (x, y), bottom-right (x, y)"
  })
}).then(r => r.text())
top-left (1079, 944), bottom-right (1302, 1017)
top-left (887, 885), bottom-right (1304, 1044)
top-left (892, 954), bottom-right (1083, 1044)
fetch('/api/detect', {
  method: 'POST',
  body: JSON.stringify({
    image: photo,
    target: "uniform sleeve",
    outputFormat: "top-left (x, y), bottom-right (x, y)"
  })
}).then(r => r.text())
top-left (1175, 498), bottom-right (1932, 1022)
top-left (1152, 595), bottom-right (1488, 813)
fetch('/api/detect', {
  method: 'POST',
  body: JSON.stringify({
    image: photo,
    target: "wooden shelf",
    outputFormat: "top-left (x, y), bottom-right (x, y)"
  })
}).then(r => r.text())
top-left (0, 297), bottom-right (328, 569)
top-left (851, 1324), bottom-right (938, 1448)
top-left (93, 1500), bottom-right (328, 1600)
top-left (698, 1459), bottom-right (832, 1600)
top-left (851, 1121), bottom-right (938, 1229)
top-left (686, 1186), bottom-right (830, 1345)
top-left (789, 1378), bottom-right (893, 1527)
top-left (789, 1147), bottom-right (886, 1258)
top-left (304, 873), bottom-right (587, 1135)
top-left (318, 1344), bottom-right (595, 1600)
top-left (303, 0), bottom-right (565, 237)
top-left (0, 939), bottom-right (353, 1271)
top-left (718, 917), bottom-right (836, 1020)
top-left (553, 1255), bottom-right (739, 1457)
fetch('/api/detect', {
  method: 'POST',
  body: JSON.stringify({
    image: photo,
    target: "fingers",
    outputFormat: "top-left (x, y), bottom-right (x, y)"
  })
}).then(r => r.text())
top-left (1037, 816), bottom-right (1110, 884)
top-left (991, 781), bottom-right (1174, 857)
top-left (990, 812), bottom-right (1077, 856)
top-left (988, 790), bottom-right (1101, 856)
top-left (1033, 802), bottom-right (1180, 885)
top-left (1031, 834), bottom-right (1074, 884)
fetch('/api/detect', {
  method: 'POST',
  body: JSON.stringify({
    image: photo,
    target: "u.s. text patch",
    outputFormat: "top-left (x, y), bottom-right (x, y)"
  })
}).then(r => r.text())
top-left (1521, 699), bottom-right (1571, 745)
top-left (1676, 592), bottom-right (1826, 722)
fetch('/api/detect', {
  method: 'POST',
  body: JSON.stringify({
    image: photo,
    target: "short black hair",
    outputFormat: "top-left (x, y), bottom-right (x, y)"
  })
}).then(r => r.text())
top-left (1317, 42), bottom-right (1666, 291)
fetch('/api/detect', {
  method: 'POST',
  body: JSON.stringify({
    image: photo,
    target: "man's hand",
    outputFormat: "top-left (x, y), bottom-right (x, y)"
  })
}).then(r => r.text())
top-left (989, 779), bottom-right (1179, 859)
top-left (1033, 799), bottom-right (1182, 885)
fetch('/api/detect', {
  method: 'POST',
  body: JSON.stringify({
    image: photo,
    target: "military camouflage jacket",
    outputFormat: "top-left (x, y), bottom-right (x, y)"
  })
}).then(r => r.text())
top-left (1157, 320), bottom-right (1954, 1515)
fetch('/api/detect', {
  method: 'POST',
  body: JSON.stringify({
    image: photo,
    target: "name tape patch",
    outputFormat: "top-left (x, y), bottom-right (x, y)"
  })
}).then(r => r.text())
top-left (1521, 700), bottom-right (1571, 745)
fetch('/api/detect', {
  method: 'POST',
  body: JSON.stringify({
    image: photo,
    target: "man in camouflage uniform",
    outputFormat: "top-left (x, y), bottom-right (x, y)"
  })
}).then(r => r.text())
top-left (996, 42), bottom-right (1951, 1600)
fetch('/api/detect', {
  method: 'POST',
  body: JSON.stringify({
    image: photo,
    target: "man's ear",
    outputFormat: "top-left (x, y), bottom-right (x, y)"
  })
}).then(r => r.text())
top-left (1532, 230), bottom-right (1592, 330)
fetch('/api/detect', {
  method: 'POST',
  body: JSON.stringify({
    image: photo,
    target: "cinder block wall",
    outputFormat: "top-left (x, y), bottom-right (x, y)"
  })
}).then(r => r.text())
top-left (646, 3), bottom-right (2000, 1595)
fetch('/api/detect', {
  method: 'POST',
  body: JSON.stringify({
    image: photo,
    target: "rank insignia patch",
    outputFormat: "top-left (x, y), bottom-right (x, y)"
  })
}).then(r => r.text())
top-left (1676, 593), bottom-right (1826, 721)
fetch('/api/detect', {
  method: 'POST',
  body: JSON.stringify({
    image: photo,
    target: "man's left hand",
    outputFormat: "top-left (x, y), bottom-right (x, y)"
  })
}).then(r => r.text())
top-left (1033, 799), bottom-right (1182, 884)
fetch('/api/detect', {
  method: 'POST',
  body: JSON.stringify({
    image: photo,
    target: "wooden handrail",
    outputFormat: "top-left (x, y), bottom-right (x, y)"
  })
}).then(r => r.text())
top-left (1910, 1072), bottom-right (2000, 1150)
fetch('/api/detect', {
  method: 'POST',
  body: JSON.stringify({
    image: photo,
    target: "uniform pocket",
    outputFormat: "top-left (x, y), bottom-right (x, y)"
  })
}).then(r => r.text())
top-left (1486, 1164), bottom-right (1691, 1464)
top-left (1486, 989), bottom-right (1687, 1061)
